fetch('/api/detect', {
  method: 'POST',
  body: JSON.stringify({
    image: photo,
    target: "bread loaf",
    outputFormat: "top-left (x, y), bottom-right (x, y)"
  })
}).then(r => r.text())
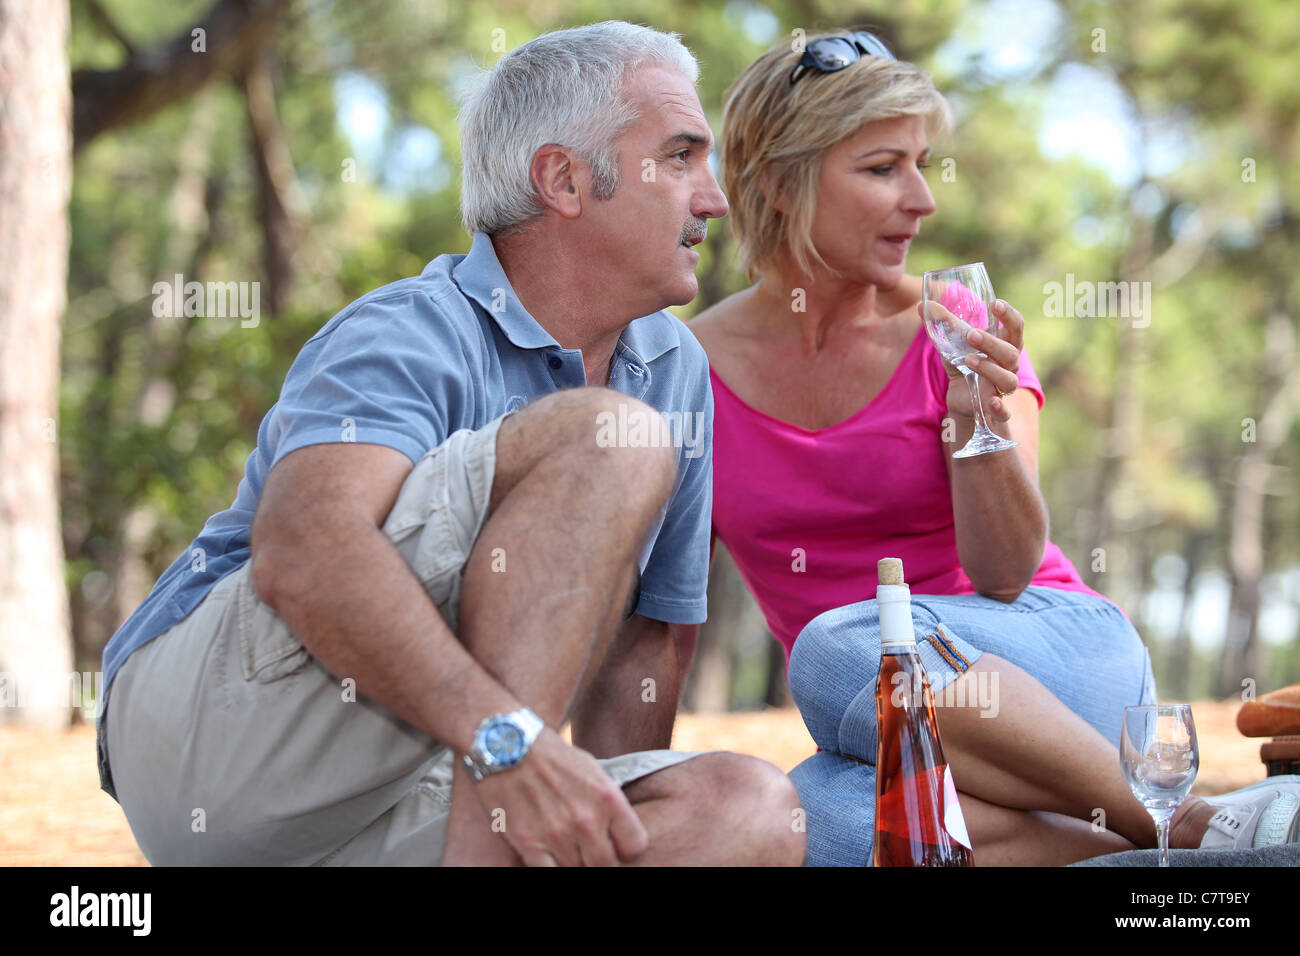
top-left (1237, 684), bottom-right (1300, 737)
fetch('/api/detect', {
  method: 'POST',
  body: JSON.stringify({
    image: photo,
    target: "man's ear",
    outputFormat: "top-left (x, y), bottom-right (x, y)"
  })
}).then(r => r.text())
top-left (530, 144), bottom-right (583, 219)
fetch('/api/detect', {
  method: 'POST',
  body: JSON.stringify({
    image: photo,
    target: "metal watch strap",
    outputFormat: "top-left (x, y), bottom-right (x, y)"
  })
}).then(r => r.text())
top-left (461, 707), bottom-right (545, 782)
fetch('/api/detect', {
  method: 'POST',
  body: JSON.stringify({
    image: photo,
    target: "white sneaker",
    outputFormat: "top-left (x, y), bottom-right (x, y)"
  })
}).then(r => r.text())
top-left (1199, 775), bottom-right (1300, 849)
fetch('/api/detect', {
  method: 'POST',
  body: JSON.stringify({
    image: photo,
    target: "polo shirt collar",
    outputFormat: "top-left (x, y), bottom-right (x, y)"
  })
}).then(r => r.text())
top-left (452, 231), bottom-right (681, 364)
top-left (618, 309), bottom-right (680, 364)
top-left (452, 231), bottom-right (558, 350)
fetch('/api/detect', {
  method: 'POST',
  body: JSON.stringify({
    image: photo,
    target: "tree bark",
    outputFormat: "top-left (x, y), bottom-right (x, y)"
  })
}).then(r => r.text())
top-left (0, 0), bottom-right (74, 728)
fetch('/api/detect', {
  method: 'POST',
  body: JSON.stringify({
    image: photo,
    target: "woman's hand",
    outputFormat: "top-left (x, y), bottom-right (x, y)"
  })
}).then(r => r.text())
top-left (922, 299), bottom-right (1025, 423)
top-left (921, 296), bottom-right (1045, 600)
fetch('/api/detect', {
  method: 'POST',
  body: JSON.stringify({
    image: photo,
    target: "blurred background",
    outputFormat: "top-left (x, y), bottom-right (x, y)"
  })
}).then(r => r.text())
top-left (2, 0), bottom-right (1298, 736)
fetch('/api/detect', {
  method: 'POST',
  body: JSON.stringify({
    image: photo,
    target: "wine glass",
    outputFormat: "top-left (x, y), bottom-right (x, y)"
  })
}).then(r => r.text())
top-left (1119, 704), bottom-right (1199, 867)
top-left (921, 263), bottom-right (1019, 458)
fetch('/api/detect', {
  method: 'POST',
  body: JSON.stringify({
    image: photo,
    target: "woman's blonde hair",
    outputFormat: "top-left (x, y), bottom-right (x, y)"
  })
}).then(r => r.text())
top-left (721, 33), bottom-right (952, 282)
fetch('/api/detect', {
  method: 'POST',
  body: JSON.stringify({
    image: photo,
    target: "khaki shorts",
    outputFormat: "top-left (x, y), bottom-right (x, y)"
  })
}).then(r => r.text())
top-left (103, 415), bottom-right (699, 865)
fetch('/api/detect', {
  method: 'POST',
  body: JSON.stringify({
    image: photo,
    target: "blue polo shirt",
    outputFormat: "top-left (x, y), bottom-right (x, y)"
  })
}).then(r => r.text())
top-left (101, 232), bottom-right (713, 693)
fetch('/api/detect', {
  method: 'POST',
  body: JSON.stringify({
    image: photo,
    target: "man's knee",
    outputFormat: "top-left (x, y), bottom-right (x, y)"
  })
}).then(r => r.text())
top-left (655, 752), bottom-right (806, 866)
top-left (497, 388), bottom-right (678, 500)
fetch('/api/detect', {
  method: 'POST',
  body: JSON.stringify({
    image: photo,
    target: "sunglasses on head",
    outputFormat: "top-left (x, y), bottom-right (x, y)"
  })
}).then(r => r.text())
top-left (789, 31), bottom-right (897, 86)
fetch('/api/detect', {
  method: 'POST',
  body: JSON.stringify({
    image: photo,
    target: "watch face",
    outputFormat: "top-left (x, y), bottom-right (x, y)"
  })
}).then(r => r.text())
top-left (483, 721), bottom-right (527, 766)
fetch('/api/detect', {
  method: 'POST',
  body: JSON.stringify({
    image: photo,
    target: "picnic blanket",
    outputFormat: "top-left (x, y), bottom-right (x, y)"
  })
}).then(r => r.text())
top-left (1071, 843), bottom-right (1300, 866)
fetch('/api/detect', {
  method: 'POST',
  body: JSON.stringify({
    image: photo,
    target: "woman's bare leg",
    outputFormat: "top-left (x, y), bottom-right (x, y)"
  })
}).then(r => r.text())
top-left (935, 654), bottom-right (1211, 854)
top-left (960, 792), bottom-right (1137, 865)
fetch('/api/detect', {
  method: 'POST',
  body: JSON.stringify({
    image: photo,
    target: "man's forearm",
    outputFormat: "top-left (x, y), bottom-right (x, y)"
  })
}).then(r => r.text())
top-left (570, 616), bottom-right (684, 757)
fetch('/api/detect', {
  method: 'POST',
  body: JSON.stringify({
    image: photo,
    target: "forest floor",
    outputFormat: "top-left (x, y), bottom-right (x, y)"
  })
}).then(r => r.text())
top-left (0, 699), bottom-right (1268, 866)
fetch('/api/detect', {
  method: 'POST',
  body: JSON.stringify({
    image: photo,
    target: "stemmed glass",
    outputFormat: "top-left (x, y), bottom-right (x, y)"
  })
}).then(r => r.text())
top-left (921, 262), bottom-right (1019, 458)
top-left (1119, 704), bottom-right (1199, 867)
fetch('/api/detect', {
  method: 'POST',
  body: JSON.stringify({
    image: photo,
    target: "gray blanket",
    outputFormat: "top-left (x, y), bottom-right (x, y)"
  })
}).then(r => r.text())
top-left (1070, 843), bottom-right (1300, 866)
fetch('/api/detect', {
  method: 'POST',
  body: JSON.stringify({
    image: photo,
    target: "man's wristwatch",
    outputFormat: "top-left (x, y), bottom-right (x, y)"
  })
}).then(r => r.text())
top-left (461, 708), bottom-right (545, 782)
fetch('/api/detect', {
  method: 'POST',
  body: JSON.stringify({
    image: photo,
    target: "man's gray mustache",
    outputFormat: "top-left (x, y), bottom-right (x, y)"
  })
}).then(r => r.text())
top-left (681, 221), bottom-right (708, 244)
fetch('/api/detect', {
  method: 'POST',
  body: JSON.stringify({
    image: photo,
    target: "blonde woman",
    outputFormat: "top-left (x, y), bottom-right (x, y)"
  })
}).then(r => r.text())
top-left (687, 31), bottom-right (1300, 865)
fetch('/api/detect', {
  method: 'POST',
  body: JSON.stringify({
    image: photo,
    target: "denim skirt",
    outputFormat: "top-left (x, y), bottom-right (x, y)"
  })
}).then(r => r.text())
top-left (787, 586), bottom-right (1157, 866)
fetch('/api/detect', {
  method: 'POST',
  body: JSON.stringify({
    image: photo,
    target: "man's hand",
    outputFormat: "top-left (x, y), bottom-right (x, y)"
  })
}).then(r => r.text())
top-left (470, 728), bottom-right (648, 866)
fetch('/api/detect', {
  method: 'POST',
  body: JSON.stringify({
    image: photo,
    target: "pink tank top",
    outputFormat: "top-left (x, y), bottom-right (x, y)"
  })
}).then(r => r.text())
top-left (709, 323), bottom-right (1106, 661)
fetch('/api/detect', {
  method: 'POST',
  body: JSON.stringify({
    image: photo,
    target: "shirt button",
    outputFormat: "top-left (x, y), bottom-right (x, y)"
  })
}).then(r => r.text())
top-left (548, 356), bottom-right (563, 370)
top-left (629, 365), bottom-right (643, 376)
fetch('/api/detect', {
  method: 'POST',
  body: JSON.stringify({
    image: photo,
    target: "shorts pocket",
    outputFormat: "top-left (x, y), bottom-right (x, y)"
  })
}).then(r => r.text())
top-left (406, 504), bottom-right (468, 592)
top-left (381, 442), bottom-right (473, 614)
top-left (384, 447), bottom-right (467, 576)
top-left (236, 568), bottom-right (312, 683)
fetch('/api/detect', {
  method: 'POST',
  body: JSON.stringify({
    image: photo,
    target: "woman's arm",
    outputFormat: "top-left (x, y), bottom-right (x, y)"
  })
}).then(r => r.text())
top-left (936, 299), bottom-right (1048, 601)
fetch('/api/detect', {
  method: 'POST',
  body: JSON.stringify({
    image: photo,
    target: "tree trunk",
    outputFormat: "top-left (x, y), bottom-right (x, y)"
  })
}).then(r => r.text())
top-left (1167, 530), bottom-right (1208, 701)
top-left (1130, 522), bottom-right (1155, 636)
top-left (243, 46), bottom-right (302, 314)
top-left (684, 546), bottom-right (747, 711)
top-left (0, 0), bottom-right (74, 728)
top-left (1217, 303), bottom-right (1296, 697)
top-left (763, 636), bottom-right (792, 708)
top-left (1087, 192), bottom-right (1155, 614)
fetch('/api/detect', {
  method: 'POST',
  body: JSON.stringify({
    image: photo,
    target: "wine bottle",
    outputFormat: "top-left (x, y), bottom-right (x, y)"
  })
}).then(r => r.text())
top-left (873, 557), bottom-right (975, 866)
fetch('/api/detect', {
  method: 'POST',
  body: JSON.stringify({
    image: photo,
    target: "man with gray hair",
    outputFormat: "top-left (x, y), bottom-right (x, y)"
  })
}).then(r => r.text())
top-left (97, 21), bottom-right (805, 866)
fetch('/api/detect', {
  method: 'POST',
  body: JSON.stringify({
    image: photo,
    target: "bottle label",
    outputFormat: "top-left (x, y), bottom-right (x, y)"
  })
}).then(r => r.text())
top-left (942, 765), bottom-right (973, 850)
